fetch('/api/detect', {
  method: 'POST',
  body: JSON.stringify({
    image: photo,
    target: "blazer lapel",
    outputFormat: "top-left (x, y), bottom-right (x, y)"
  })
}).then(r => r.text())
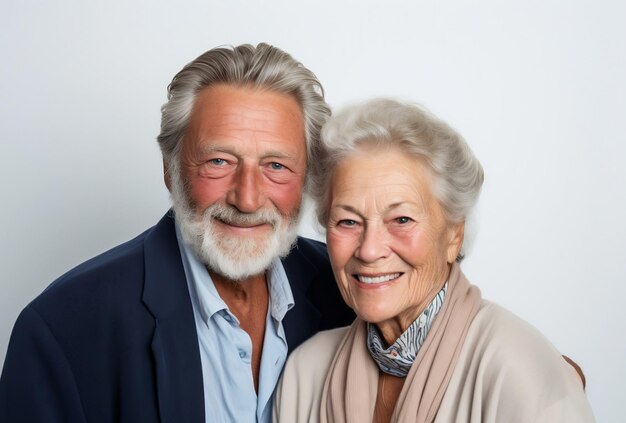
top-left (142, 213), bottom-right (205, 423)
top-left (281, 239), bottom-right (323, 352)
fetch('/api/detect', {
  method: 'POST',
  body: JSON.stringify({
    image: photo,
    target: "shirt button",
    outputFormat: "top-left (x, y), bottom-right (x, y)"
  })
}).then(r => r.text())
top-left (238, 349), bottom-right (246, 359)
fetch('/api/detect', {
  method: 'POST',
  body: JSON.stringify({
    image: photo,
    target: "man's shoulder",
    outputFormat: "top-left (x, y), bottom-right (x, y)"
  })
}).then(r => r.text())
top-left (40, 229), bottom-right (150, 295)
top-left (282, 236), bottom-right (332, 281)
top-left (28, 219), bottom-right (167, 320)
top-left (281, 236), bottom-right (355, 344)
top-left (291, 236), bottom-right (329, 264)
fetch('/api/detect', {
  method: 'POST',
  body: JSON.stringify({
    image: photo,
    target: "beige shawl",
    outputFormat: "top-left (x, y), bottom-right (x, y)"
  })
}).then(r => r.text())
top-left (320, 263), bottom-right (482, 423)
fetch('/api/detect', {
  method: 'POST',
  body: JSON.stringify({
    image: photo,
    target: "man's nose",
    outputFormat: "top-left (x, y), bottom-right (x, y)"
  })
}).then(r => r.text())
top-left (227, 164), bottom-right (265, 213)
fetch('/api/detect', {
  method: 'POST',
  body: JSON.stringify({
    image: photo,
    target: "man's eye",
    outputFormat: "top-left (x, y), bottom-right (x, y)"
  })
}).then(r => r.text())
top-left (269, 162), bottom-right (285, 170)
top-left (208, 158), bottom-right (226, 166)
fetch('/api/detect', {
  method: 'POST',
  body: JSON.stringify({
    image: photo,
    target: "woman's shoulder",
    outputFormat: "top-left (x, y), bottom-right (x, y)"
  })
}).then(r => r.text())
top-left (301, 325), bottom-right (351, 349)
top-left (465, 301), bottom-right (571, 379)
top-left (470, 301), bottom-right (567, 362)
top-left (273, 326), bottom-right (351, 423)
top-left (285, 325), bottom-right (350, 376)
top-left (442, 300), bottom-right (594, 422)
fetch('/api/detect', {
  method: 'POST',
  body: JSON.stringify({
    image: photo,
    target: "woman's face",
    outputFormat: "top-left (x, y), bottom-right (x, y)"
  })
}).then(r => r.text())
top-left (326, 147), bottom-right (464, 341)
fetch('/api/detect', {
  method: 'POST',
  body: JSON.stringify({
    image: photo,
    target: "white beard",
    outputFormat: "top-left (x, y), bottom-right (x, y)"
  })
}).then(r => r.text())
top-left (169, 163), bottom-right (300, 281)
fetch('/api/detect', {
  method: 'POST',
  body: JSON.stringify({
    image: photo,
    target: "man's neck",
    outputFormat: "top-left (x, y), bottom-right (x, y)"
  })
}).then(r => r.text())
top-left (210, 270), bottom-right (269, 393)
top-left (210, 271), bottom-right (267, 305)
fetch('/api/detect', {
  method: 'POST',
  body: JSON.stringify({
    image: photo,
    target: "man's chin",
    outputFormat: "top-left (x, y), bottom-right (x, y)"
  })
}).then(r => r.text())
top-left (204, 230), bottom-right (298, 281)
top-left (212, 227), bottom-right (274, 245)
top-left (205, 249), bottom-right (275, 282)
top-left (212, 219), bottom-right (274, 237)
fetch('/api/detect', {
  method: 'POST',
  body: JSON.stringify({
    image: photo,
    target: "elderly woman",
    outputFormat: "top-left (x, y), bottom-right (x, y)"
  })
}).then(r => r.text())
top-left (273, 99), bottom-right (594, 423)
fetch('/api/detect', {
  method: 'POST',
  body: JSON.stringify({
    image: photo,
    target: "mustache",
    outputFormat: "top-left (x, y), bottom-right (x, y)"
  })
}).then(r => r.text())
top-left (203, 204), bottom-right (280, 227)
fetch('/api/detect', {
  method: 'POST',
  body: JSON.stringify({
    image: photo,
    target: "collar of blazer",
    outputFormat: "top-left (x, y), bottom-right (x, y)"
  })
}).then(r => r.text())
top-left (141, 211), bottom-right (325, 421)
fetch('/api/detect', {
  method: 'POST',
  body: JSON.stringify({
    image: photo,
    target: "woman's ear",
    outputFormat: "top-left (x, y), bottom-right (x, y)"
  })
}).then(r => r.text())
top-left (446, 222), bottom-right (465, 263)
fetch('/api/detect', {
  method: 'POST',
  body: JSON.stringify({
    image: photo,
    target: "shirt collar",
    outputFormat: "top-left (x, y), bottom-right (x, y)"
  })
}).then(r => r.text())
top-left (367, 282), bottom-right (448, 377)
top-left (174, 220), bottom-right (295, 324)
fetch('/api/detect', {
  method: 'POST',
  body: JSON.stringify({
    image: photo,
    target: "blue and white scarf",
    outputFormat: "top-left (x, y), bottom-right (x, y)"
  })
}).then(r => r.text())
top-left (367, 283), bottom-right (447, 377)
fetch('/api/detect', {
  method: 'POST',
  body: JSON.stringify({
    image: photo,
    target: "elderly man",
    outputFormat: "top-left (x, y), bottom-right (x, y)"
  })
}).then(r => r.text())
top-left (0, 43), bottom-right (354, 422)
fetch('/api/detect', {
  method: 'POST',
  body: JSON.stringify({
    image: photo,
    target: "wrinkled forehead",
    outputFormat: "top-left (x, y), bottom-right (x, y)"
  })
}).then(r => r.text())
top-left (330, 147), bottom-right (437, 203)
top-left (183, 84), bottom-right (306, 151)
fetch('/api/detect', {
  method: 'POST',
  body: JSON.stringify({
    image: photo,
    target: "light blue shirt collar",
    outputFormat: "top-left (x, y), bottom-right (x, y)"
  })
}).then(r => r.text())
top-left (177, 227), bottom-right (295, 324)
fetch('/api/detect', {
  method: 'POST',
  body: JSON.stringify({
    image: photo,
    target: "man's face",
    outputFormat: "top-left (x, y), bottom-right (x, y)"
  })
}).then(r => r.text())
top-left (168, 84), bottom-right (308, 280)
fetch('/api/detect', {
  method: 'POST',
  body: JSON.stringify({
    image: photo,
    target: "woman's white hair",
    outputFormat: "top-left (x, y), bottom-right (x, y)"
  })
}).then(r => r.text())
top-left (311, 98), bottom-right (484, 260)
top-left (157, 43), bottom-right (330, 188)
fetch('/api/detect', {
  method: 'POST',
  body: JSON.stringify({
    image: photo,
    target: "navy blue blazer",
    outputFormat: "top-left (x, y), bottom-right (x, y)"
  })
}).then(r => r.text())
top-left (0, 213), bottom-right (354, 422)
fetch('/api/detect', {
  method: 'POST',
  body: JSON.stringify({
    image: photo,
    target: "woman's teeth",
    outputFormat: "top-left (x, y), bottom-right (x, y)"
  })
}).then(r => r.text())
top-left (356, 273), bottom-right (400, 284)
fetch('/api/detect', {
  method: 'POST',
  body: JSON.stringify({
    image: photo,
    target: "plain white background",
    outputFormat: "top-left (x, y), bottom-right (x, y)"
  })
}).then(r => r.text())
top-left (1, 1), bottom-right (624, 421)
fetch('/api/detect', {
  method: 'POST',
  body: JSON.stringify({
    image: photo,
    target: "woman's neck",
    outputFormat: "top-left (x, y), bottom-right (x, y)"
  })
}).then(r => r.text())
top-left (373, 372), bottom-right (405, 423)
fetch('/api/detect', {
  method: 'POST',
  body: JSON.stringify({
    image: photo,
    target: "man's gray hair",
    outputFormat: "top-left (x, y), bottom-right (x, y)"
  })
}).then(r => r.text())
top-left (311, 98), bottom-right (484, 259)
top-left (157, 43), bottom-right (330, 186)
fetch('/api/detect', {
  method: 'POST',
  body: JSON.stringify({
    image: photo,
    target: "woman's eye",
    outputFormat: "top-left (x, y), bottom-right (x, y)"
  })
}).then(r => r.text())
top-left (395, 216), bottom-right (412, 224)
top-left (338, 219), bottom-right (357, 227)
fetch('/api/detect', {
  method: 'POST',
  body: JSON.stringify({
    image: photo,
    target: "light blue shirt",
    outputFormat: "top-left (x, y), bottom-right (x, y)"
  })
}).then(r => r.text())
top-left (175, 223), bottom-right (294, 423)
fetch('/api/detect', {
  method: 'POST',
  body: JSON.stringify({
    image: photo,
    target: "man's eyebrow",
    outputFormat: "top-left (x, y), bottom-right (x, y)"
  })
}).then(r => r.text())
top-left (198, 143), bottom-right (299, 161)
top-left (262, 149), bottom-right (298, 160)
top-left (197, 142), bottom-right (232, 154)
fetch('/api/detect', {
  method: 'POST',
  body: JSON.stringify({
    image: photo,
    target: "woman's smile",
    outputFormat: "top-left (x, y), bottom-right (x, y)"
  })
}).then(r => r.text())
top-left (354, 272), bottom-right (402, 285)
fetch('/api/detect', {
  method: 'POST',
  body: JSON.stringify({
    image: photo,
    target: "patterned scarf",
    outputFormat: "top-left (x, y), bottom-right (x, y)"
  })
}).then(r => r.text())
top-left (367, 283), bottom-right (447, 377)
top-left (320, 263), bottom-right (482, 423)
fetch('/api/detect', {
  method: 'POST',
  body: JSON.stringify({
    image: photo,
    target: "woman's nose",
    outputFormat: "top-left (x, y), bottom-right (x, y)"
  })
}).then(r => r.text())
top-left (354, 224), bottom-right (390, 262)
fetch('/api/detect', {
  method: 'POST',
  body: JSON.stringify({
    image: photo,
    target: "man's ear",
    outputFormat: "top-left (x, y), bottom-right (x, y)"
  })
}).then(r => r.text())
top-left (446, 222), bottom-right (465, 263)
top-left (163, 159), bottom-right (172, 192)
